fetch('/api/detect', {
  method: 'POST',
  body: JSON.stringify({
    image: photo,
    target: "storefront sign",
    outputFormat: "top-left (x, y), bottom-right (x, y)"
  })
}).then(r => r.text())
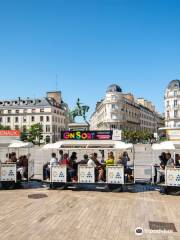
top-left (62, 131), bottom-right (112, 140)
top-left (112, 130), bottom-right (122, 141)
top-left (0, 130), bottom-right (20, 137)
top-left (167, 129), bottom-right (180, 141)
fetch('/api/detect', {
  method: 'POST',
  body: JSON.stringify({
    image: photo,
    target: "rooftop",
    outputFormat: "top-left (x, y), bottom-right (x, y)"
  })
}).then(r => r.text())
top-left (167, 79), bottom-right (180, 90)
top-left (106, 84), bottom-right (122, 93)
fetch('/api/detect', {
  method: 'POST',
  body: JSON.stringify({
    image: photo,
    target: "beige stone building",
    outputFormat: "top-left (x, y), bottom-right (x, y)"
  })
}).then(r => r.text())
top-left (90, 84), bottom-right (164, 133)
top-left (0, 91), bottom-right (69, 143)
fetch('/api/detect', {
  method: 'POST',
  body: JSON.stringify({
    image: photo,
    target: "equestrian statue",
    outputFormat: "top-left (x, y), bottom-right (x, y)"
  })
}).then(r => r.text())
top-left (69, 98), bottom-right (90, 124)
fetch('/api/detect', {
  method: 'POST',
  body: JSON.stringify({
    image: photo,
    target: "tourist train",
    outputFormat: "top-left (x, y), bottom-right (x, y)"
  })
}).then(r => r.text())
top-left (0, 131), bottom-right (180, 194)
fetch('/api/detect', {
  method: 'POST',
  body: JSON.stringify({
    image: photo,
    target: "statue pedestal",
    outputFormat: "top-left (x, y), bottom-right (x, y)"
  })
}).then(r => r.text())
top-left (68, 122), bottom-right (90, 131)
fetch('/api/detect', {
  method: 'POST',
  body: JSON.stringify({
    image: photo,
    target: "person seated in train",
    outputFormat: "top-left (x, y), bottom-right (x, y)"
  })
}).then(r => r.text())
top-left (175, 154), bottom-right (180, 167)
top-left (44, 153), bottom-right (58, 180)
top-left (88, 153), bottom-right (105, 182)
top-left (79, 154), bottom-right (89, 164)
top-left (166, 153), bottom-right (174, 168)
top-left (99, 150), bottom-right (105, 163)
top-left (156, 152), bottom-right (167, 183)
top-left (117, 152), bottom-right (130, 168)
top-left (16, 155), bottom-right (28, 180)
top-left (159, 152), bottom-right (168, 170)
top-left (5, 153), bottom-right (12, 163)
top-left (6, 152), bottom-right (17, 163)
top-left (60, 153), bottom-right (76, 182)
top-left (105, 152), bottom-right (115, 166)
top-left (117, 152), bottom-right (132, 182)
top-left (69, 152), bottom-right (78, 172)
top-left (87, 154), bottom-right (97, 168)
top-left (58, 150), bottom-right (64, 164)
top-left (60, 153), bottom-right (69, 165)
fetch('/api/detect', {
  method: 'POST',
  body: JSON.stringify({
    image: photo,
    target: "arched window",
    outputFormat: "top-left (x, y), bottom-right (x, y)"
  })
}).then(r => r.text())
top-left (45, 135), bottom-right (50, 143)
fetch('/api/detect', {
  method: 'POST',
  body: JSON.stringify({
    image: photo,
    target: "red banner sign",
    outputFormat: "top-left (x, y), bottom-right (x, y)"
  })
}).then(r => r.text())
top-left (0, 130), bottom-right (20, 137)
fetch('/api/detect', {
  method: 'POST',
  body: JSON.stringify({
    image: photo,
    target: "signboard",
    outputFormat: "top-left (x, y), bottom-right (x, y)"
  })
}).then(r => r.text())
top-left (0, 130), bottom-right (20, 136)
top-left (106, 166), bottom-right (124, 184)
top-left (167, 129), bottom-right (180, 141)
top-left (0, 164), bottom-right (16, 182)
top-left (51, 165), bottom-right (67, 183)
top-left (78, 165), bottom-right (95, 183)
top-left (166, 168), bottom-right (180, 186)
top-left (112, 130), bottom-right (122, 141)
top-left (28, 159), bottom-right (34, 180)
top-left (62, 131), bottom-right (112, 140)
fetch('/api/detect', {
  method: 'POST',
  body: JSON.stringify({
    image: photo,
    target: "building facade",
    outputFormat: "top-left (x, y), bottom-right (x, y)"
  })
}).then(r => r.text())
top-left (165, 79), bottom-right (180, 128)
top-left (90, 84), bottom-right (164, 133)
top-left (90, 84), bottom-right (124, 130)
top-left (0, 91), bottom-right (69, 143)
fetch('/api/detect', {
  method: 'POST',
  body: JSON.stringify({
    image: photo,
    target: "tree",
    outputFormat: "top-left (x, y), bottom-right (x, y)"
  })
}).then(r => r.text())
top-left (122, 129), bottom-right (152, 143)
top-left (28, 123), bottom-right (43, 145)
top-left (20, 131), bottom-right (28, 141)
top-left (0, 125), bottom-right (11, 130)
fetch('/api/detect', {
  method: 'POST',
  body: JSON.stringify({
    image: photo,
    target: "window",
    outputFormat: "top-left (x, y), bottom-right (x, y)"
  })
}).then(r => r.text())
top-left (0, 110), bottom-right (3, 114)
top-left (46, 116), bottom-right (50, 122)
top-left (32, 109), bottom-right (36, 113)
top-left (174, 110), bottom-right (178, 118)
top-left (0, 117), bottom-right (2, 123)
top-left (167, 101), bottom-right (169, 107)
top-left (23, 125), bottom-right (27, 132)
top-left (40, 116), bottom-right (44, 122)
top-left (167, 111), bottom-right (170, 118)
top-left (46, 125), bottom-right (51, 133)
top-left (111, 95), bottom-right (117, 101)
top-left (16, 110), bottom-right (19, 114)
top-left (54, 109), bottom-right (56, 113)
top-left (23, 117), bottom-right (27, 122)
top-left (31, 116), bottom-right (35, 122)
top-left (174, 90), bottom-right (177, 97)
top-left (23, 109), bottom-right (27, 113)
top-left (8, 110), bottom-right (11, 114)
top-left (15, 117), bottom-right (18, 123)
top-left (15, 125), bottom-right (19, 130)
top-left (40, 109), bottom-right (44, 113)
top-left (174, 100), bottom-right (177, 107)
top-left (7, 117), bottom-right (10, 123)
top-left (111, 104), bottom-right (118, 110)
top-left (111, 114), bottom-right (117, 120)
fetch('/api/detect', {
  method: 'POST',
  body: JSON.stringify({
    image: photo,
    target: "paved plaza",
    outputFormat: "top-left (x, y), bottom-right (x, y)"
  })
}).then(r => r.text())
top-left (0, 186), bottom-right (180, 240)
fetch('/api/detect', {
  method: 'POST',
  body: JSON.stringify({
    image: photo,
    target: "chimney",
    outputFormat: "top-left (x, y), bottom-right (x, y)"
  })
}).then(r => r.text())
top-left (47, 91), bottom-right (62, 104)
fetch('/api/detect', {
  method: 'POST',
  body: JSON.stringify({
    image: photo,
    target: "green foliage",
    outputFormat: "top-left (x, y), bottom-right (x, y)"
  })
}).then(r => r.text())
top-left (20, 123), bottom-right (43, 145)
top-left (20, 131), bottom-right (28, 141)
top-left (122, 129), bottom-right (153, 143)
top-left (0, 125), bottom-right (11, 130)
top-left (28, 123), bottom-right (43, 145)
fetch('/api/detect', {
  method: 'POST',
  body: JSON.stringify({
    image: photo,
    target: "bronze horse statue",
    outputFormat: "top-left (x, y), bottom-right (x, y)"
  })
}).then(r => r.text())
top-left (70, 98), bottom-right (90, 122)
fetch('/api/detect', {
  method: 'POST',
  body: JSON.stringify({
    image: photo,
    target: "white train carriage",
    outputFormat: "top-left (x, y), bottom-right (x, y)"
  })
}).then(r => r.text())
top-left (0, 141), bottom-right (34, 189)
top-left (151, 141), bottom-right (180, 193)
top-left (43, 140), bottom-right (134, 191)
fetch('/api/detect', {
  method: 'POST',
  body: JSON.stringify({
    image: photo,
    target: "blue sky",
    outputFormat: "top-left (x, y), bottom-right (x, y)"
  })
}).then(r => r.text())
top-left (0, 0), bottom-right (180, 116)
